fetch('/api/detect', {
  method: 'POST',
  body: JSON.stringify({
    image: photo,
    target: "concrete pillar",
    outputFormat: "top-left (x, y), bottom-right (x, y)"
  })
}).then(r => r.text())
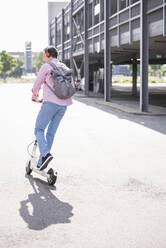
top-left (140, 0), bottom-right (149, 112)
top-left (163, 3), bottom-right (166, 36)
top-left (84, 0), bottom-right (89, 96)
top-left (61, 9), bottom-right (65, 63)
top-left (49, 23), bottom-right (52, 45)
top-left (99, 0), bottom-right (103, 51)
top-left (117, 0), bottom-right (120, 47)
top-left (132, 60), bottom-right (137, 96)
top-left (92, 0), bottom-right (95, 53)
top-left (70, 0), bottom-right (74, 72)
top-left (129, 0), bottom-right (132, 44)
top-left (55, 17), bottom-right (57, 47)
top-left (104, 0), bottom-right (111, 101)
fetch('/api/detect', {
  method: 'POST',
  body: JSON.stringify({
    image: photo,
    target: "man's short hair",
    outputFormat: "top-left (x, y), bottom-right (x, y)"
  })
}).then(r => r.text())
top-left (44, 46), bottom-right (58, 58)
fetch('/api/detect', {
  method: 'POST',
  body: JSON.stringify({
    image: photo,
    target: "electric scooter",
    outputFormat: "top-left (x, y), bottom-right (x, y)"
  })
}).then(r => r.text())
top-left (25, 98), bottom-right (57, 186)
top-left (26, 140), bottom-right (57, 185)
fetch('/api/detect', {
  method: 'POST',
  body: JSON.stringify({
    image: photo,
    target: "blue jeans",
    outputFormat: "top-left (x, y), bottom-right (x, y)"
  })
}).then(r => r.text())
top-left (34, 101), bottom-right (67, 166)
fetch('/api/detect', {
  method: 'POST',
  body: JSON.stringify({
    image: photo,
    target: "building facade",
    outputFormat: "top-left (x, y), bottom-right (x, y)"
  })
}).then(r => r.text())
top-left (49, 0), bottom-right (166, 112)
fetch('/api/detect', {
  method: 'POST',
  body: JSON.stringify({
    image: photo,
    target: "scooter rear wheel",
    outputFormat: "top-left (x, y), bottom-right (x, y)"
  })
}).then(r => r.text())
top-left (47, 168), bottom-right (57, 185)
top-left (26, 160), bottom-right (32, 175)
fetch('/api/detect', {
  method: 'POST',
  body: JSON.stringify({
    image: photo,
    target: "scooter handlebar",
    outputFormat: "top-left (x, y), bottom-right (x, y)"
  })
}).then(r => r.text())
top-left (32, 98), bottom-right (43, 103)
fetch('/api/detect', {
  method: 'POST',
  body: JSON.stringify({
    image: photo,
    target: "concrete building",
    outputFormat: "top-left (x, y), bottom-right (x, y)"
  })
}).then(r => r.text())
top-left (49, 0), bottom-right (166, 112)
top-left (24, 41), bottom-right (32, 73)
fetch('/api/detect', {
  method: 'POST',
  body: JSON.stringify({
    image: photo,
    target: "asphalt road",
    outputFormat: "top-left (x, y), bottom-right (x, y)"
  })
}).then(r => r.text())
top-left (0, 83), bottom-right (166, 248)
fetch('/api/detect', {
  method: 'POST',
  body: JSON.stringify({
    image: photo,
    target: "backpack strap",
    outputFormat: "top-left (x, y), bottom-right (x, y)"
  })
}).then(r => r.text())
top-left (48, 61), bottom-right (66, 77)
top-left (44, 62), bottom-right (57, 94)
top-left (48, 61), bottom-right (72, 77)
top-left (48, 61), bottom-right (57, 70)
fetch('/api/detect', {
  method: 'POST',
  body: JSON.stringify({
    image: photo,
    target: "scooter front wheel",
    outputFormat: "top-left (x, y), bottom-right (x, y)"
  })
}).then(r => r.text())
top-left (26, 160), bottom-right (32, 175)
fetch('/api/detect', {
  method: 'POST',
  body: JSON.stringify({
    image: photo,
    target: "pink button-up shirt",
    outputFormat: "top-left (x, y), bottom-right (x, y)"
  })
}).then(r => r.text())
top-left (32, 58), bottom-right (73, 106)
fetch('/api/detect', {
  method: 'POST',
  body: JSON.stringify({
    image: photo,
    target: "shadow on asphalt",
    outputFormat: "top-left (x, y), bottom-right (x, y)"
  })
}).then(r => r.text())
top-left (19, 175), bottom-right (73, 230)
top-left (74, 96), bottom-right (166, 135)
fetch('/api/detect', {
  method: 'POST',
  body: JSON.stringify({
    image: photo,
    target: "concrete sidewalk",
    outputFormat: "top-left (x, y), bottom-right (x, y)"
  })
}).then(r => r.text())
top-left (74, 83), bottom-right (166, 116)
top-left (95, 98), bottom-right (166, 116)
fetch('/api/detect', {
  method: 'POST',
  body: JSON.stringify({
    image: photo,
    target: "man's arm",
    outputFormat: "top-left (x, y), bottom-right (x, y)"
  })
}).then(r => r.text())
top-left (32, 64), bottom-right (47, 100)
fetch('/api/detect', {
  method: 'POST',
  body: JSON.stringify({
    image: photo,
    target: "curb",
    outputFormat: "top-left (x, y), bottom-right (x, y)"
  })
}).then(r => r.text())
top-left (74, 95), bottom-right (166, 116)
top-left (94, 101), bottom-right (166, 116)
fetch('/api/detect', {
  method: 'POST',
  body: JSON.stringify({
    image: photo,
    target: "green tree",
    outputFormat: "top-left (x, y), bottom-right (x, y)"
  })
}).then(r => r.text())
top-left (0, 60), bottom-right (2, 72)
top-left (33, 52), bottom-right (44, 72)
top-left (149, 64), bottom-right (166, 77)
top-left (0, 50), bottom-right (17, 82)
top-left (160, 65), bottom-right (166, 76)
top-left (10, 56), bottom-right (24, 78)
top-left (149, 65), bottom-right (154, 76)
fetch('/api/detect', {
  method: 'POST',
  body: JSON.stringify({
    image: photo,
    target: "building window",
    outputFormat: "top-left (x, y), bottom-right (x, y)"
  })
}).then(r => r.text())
top-left (111, 0), bottom-right (117, 14)
top-left (94, 2), bottom-right (100, 24)
top-left (57, 24), bottom-right (62, 45)
top-left (132, 0), bottom-right (139, 4)
top-left (64, 14), bottom-right (70, 41)
top-left (120, 0), bottom-right (127, 10)
top-left (80, 9), bottom-right (84, 33)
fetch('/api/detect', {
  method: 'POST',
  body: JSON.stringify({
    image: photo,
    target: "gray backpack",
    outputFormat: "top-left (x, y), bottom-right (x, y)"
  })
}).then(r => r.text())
top-left (46, 61), bottom-right (76, 99)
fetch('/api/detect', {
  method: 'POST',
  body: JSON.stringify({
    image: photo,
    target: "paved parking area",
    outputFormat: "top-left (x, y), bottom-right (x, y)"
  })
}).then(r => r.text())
top-left (0, 83), bottom-right (166, 248)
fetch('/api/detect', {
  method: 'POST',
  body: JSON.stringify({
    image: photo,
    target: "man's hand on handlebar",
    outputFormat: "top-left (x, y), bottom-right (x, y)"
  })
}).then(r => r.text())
top-left (32, 97), bottom-right (43, 103)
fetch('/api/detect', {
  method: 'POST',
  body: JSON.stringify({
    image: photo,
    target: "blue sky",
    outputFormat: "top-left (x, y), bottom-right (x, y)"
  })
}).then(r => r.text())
top-left (0, 0), bottom-right (67, 52)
